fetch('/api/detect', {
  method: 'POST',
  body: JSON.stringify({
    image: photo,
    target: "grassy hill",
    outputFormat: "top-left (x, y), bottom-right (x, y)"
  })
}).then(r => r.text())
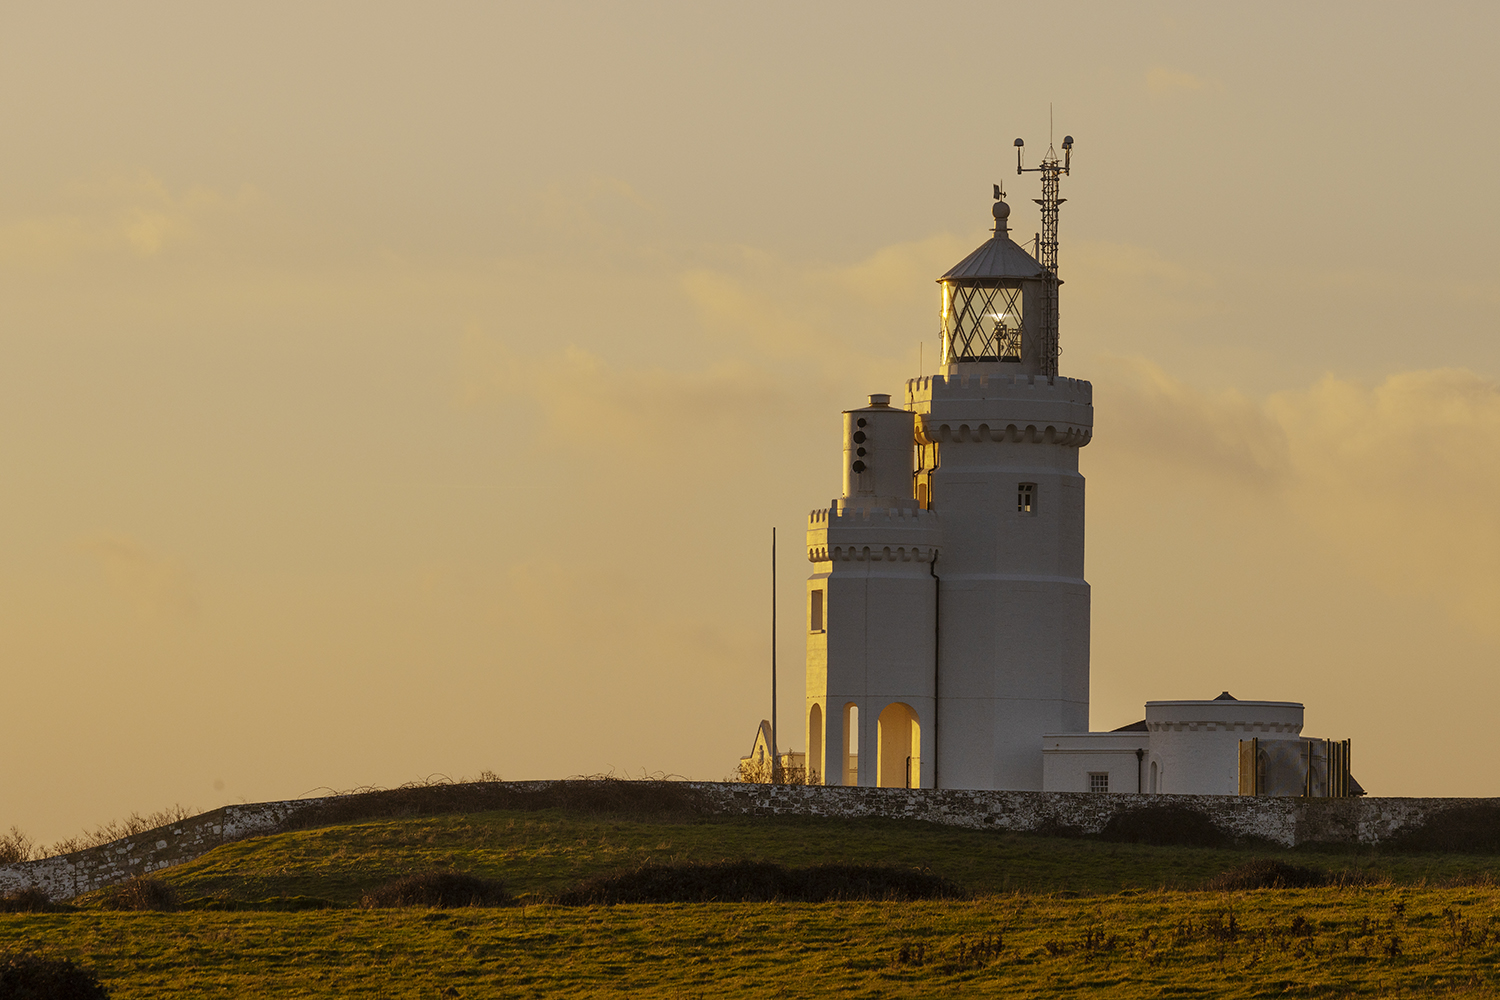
top-left (78, 807), bottom-right (1500, 907)
top-left (4, 789), bottom-right (1500, 998)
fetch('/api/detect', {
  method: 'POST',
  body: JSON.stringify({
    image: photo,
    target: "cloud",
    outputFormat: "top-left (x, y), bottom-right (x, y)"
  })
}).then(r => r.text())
top-left (0, 173), bottom-right (260, 268)
top-left (1099, 360), bottom-right (1500, 638)
top-left (1145, 65), bottom-right (1219, 95)
top-left (458, 332), bottom-right (801, 463)
top-left (679, 234), bottom-right (964, 377)
top-left (1095, 356), bottom-right (1289, 489)
top-left (76, 536), bottom-right (198, 621)
top-left (1269, 368), bottom-right (1500, 632)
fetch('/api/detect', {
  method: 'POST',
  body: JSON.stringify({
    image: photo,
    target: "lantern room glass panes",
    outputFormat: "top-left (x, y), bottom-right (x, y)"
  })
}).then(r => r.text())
top-left (941, 281), bottom-right (1023, 363)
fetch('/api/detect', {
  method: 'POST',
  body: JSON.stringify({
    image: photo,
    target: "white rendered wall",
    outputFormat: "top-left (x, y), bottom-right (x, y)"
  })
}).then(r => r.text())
top-left (909, 371), bottom-right (1093, 790)
top-left (1042, 732), bottom-right (1149, 794)
top-left (807, 398), bottom-right (939, 788)
top-left (1146, 700), bottom-right (1304, 795)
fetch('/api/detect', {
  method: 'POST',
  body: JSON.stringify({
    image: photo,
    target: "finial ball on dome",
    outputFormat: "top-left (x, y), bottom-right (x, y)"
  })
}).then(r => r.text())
top-left (992, 199), bottom-right (1011, 221)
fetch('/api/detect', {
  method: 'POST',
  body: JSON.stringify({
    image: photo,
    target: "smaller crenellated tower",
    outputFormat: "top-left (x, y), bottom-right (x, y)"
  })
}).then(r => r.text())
top-left (805, 394), bottom-right (940, 788)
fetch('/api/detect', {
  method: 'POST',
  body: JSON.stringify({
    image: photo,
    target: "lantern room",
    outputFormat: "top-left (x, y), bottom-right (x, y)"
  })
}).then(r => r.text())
top-left (938, 196), bottom-right (1047, 372)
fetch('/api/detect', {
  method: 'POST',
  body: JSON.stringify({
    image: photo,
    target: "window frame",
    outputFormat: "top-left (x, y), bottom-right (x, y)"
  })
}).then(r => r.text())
top-left (1017, 482), bottom-right (1037, 515)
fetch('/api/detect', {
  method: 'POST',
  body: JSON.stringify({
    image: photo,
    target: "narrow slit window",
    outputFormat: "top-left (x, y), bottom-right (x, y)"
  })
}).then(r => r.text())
top-left (810, 590), bottom-right (824, 632)
top-left (1018, 482), bottom-right (1036, 514)
top-left (1089, 772), bottom-right (1109, 793)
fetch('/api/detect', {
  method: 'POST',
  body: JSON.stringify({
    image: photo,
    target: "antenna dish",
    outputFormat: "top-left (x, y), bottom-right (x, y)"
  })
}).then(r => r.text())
top-left (1062, 135), bottom-right (1074, 149)
top-left (1013, 138), bottom-right (1025, 147)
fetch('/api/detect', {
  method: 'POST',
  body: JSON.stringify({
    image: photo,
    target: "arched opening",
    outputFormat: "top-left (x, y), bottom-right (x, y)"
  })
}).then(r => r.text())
top-left (877, 702), bottom-right (921, 788)
top-left (842, 703), bottom-right (859, 786)
top-left (807, 704), bottom-right (824, 785)
top-left (1150, 760), bottom-right (1158, 794)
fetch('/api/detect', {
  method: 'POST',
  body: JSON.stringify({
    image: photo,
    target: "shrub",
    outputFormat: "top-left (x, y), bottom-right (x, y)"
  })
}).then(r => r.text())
top-left (0, 951), bottom-right (110, 999)
top-left (97, 877), bottom-right (179, 912)
top-left (0, 828), bottom-right (33, 865)
top-left (0, 888), bottom-right (61, 914)
top-left (360, 871), bottom-right (511, 909)
top-left (553, 860), bottom-right (966, 905)
top-left (45, 806), bottom-right (194, 859)
top-left (1204, 859), bottom-right (1329, 891)
top-left (1097, 806), bottom-right (1227, 848)
top-left (1386, 804), bottom-right (1500, 854)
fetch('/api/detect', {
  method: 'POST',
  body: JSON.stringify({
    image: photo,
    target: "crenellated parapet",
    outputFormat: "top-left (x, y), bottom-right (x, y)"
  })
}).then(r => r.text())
top-left (919, 419), bottom-right (1092, 448)
top-left (908, 372), bottom-right (1093, 448)
top-left (806, 505), bottom-right (941, 565)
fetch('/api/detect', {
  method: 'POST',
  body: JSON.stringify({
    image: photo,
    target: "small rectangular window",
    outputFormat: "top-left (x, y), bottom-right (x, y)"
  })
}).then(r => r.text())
top-left (1018, 482), bottom-right (1036, 514)
top-left (810, 590), bottom-right (824, 632)
top-left (1089, 772), bottom-right (1109, 793)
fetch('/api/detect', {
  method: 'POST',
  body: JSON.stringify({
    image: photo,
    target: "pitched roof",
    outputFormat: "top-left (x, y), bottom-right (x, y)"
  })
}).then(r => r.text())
top-left (939, 235), bottom-right (1046, 283)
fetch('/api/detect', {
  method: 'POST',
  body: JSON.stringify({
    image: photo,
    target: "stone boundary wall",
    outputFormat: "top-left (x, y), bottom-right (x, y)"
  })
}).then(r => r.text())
top-left (0, 798), bottom-right (323, 902)
top-left (3, 783), bottom-right (1494, 901)
top-left (694, 785), bottom-right (1497, 849)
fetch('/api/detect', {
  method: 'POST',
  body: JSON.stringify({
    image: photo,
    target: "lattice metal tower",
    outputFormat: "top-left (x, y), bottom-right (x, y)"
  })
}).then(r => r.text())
top-left (1015, 133), bottom-right (1074, 379)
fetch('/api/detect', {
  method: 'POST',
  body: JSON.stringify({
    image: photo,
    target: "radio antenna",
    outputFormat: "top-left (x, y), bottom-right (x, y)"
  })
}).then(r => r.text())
top-left (1013, 130), bottom-right (1074, 380)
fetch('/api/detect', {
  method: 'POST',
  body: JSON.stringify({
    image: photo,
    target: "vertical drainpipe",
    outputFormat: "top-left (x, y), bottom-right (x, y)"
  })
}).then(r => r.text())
top-left (929, 549), bottom-right (940, 790)
top-left (1135, 748), bottom-right (1145, 794)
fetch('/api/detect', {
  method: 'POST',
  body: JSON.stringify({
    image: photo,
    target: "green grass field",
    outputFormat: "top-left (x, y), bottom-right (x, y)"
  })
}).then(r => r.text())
top-left (6, 807), bottom-right (1500, 997)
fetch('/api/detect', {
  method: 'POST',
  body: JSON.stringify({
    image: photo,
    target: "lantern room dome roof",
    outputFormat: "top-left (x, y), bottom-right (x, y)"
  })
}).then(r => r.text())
top-left (939, 234), bottom-right (1046, 283)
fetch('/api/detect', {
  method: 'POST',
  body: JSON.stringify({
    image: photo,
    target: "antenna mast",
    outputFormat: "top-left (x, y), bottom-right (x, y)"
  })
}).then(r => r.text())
top-left (1014, 132), bottom-right (1074, 379)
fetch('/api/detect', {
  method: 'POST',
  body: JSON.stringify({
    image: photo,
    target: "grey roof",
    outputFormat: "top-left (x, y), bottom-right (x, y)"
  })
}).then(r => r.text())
top-left (1111, 719), bottom-right (1149, 732)
top-left (939, 235), bottom-right (1046, 283)
top-left (1214, 691), bottom-right (1238, 701)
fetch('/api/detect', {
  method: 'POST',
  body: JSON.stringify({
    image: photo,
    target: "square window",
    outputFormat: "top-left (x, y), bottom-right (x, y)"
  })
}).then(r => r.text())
top-left (1018, 482), bottom-right (1036, 514)
top-left (1089, 772), bottom-right (1109, 793)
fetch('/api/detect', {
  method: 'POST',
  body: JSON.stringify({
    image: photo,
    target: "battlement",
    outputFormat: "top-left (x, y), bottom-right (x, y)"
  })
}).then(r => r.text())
top-left (806, 505), bottom-right (941, 565)
top-left (907, 372), bottom-right (1094, 449)
top-left (917, 418), bottom-right (1092, 448)
top-left (807, 505), bottom-right (941, 527)
top-left (906, 372), bottom-right (1093, 406)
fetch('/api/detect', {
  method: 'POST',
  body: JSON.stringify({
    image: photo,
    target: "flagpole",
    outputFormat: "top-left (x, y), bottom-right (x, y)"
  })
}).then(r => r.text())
top-left (771, 526), bottom-right (779, 782)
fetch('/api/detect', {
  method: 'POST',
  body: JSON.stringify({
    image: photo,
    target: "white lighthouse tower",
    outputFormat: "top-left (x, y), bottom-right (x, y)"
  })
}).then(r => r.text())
top-left (805, 139), bottom-right (1092, 790)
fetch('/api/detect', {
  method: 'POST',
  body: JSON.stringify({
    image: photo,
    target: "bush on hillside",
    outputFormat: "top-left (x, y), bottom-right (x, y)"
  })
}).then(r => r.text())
top-left (360, 871), bottom-right (511, 909)
top-left (45, 807), bottom-right (194, 859)
top-left (1204, 859), bottom-right (1330, 891)
top-left (553, 860), bottom-right (966, 905)
top-left (97, 877), bottom-right (179, 912)
top-left (0, 951), bottom-right (110, 999)
top-left (1097, 806), bottom-right (1227, 848)
top-left (0, 828), bottom-right (34, 865)
top-left (0, 888), bottom-right (65, 914)
top-left (1386, 804), bottom-right (1500, 854)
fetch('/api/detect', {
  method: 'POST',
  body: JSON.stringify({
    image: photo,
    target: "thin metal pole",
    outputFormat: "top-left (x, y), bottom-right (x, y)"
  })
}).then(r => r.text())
top-left (771, 526), bottom-right (779, 782)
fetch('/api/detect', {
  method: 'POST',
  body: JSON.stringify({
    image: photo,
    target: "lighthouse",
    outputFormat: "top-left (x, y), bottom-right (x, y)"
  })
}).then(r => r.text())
top-left (804, 139), bottom-right (1092, 790)
top-left (795, 141), bottom-right (1361, 798)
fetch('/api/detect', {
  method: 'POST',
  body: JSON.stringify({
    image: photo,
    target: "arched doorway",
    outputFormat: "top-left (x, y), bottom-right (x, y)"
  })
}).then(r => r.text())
top-left (842, 703), bottom-right (859, 785)
top-left (807, 703), bottom-right (824, 785)
top-left (877, 702), bottom-right (921, 788)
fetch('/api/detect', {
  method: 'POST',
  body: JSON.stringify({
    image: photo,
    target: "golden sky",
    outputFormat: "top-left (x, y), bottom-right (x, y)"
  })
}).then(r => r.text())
top-left (2, 2), bottom-right (1498, 843)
